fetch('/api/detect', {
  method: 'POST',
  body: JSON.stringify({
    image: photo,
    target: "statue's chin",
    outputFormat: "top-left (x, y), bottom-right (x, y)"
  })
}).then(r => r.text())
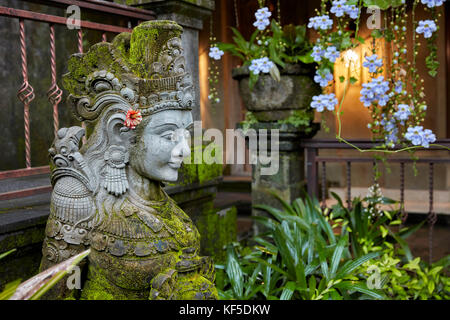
top-left (145, 167), bottom-right (179, 183)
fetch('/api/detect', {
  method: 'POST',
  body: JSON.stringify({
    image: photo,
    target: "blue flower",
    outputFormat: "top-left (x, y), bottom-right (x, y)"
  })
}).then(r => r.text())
top-left (385, 126), bottom-right (399, 147)
top-left (249, 59), bottom-right (262, 75)
top-left (330, 0), bottom-right (347, 17)
top-left (405, 126), bottom-right (436, 148)
top-left (405, 126), bottom-right (424, 146)
top-left (380, 117), bottom-right (396, 132)
top-left (393, 104), bottom-right (411, 121)
top-left (345, 5), bottom-right (360, 19)
top-left (308, 15), bottom-right (333, 30)
top-left (209, 46), bottom-right (224, 60)
top-left (249, 57), bottom-right (274, 75)
top-left (311, 93), bottom-right (338, 112)
top-left (311, 45), bottom-right (325, 62)
top-left (253, 17), bottom-right (270, 31)
top-left (314, 70), bottom-right (334, 87)
top-left (394, 81), bottom-right (403, 93)
top-left (324, 46), bottom-right (340, 63)
top-left (363, 54), bottom-right (383, 73)
top-left (420, 0), bottom-right (445, 8)
top-left (378, 94), bottom-right (390, 106)
top-left (360, 76), bottom-right (390, 107)
top-left (416, 20), bottom-right (437, 39)
top-left (255, 7), bottom-right (272, 20)
top-left (259, 57), bottom-right (275, 73)
top-left (421, 129), bottom-right (436, 148)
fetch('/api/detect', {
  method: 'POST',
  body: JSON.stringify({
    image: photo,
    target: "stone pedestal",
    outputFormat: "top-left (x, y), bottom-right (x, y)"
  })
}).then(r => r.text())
top-left (240, 122), bottom-right (320, 235)
top-left (127, 0), bottom-right (214, 122)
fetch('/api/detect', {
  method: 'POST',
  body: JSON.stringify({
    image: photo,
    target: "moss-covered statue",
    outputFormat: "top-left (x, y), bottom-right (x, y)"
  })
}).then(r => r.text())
top-left (39, 21), bottom-right (217, 300)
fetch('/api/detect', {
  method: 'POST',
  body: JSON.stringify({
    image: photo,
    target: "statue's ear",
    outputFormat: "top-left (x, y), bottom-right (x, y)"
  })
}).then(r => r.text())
top-left (102, 110), bottom-right (133, 196)
top-left (106, 111), bottom-right (134, 147)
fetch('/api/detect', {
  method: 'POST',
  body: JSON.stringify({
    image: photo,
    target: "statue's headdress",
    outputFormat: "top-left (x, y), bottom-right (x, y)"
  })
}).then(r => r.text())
top-left (63, 20), bottom-right (194, 130)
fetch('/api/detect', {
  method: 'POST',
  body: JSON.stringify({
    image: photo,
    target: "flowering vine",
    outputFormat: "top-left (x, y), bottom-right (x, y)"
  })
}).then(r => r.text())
top-left (309, 0), bottom-right (447, 153)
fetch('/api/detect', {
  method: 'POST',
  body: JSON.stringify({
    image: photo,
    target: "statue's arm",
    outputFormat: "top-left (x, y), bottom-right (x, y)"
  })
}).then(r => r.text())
top-left (39, 176), bottom-right (94, 299)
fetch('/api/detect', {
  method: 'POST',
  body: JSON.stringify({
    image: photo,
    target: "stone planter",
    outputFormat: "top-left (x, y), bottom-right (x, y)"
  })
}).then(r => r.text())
top-left (232, 63), bottom-right (321, 122)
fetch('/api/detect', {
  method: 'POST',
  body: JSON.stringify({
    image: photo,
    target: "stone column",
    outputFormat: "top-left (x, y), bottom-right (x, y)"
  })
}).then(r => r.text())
top-left (242, 122), bottom-right (319, 234)
top-left (126, 0), bottom-right (215, 122)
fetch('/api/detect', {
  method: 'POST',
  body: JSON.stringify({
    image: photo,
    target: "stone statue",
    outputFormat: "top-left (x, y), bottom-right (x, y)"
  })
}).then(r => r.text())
top-left (39, 21), bottom-right (217, 300)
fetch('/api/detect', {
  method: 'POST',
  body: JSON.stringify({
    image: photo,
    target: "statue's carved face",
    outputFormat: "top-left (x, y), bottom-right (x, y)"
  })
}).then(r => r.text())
top-left (130, 109), bottom-right (193, 182)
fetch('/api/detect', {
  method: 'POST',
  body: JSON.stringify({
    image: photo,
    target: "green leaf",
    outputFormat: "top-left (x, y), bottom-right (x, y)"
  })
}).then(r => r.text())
top-left (349, 77), bottom-right (358, 85)
top-left (336, 252), bottom-right (381, 278)
top-left (309, 275), bottom-right (317, 296)
top-left (28, 249), bottom-right (90, 300)
top-left (298, 52), bottom-right (314, 64)
top-left (0, 279), bottom-right (21, 300)
top-left (225, 246), bottom-right (244, 298)
top-left (269, 64), bottom-right (281, 82)
top-left (379, 225), bottom-right (388, 238)
top-left (339, 76), bottom-right (346, 83)
top-left (251, 257), bottom-right (289, 278)
top-left (340, 36), bottom-right (352, 50)
top-left (371, 29), bottom-right (383, 39)
top-left (330, 234), bottom-right (348, 278)
top-left (363, 0), bottom-right (402, 10)
top-left (0, 248), bottom-right (16, 260)
top-left (388, 228), bottom-right (413, 261)
top-left (280, 281), bottom-right (296, 300)
top-left (356, 36), bottom-right (365, 44)
top-left (318, 243), bottom-right (330, 281)
top-left (336, 281), bottom-right (385, 299)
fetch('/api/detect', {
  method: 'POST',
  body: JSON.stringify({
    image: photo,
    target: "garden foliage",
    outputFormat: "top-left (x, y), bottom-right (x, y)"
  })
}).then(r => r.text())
top-left (216, 192), bottom-right (449, 300)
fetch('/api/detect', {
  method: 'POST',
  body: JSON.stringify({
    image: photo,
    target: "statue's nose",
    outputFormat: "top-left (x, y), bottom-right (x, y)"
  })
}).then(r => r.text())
top-left (172, 135), bottom-right (191, 159)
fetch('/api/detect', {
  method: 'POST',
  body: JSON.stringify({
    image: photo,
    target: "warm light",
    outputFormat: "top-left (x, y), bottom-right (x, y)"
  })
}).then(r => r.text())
top-left (343, 49), bottom-right (359, 68)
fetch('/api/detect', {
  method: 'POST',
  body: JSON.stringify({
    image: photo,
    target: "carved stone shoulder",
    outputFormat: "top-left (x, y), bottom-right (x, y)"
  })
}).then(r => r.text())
top-left (50, 176), bottom-right (95, 230)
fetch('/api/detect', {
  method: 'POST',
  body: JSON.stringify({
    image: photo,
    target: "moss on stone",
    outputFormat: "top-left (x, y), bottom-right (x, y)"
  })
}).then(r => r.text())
top-left (177, 143), bottom-right (223, 186)
top-left (81, 264), bottom-right (127, 300)
top-left (176, 272), bottom-right (218, 300)
top-left (128, 21), bottom-right (183, 78)
top-left (196, 206), bottom-right (237, 263)
top-left (63, 42), bottom-right (126, 96)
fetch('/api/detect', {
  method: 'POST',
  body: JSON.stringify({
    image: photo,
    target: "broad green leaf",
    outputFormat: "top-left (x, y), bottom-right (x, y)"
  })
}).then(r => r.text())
top-left (226, 246), bottom-right (244, 298)
top-left (336, 252), bottom-right (380, 278)
top-left (0, 279), bottom-right (21, 300)
top-left (330, 234), bottom-right (348, 278)
top-left (298, 52), bottom-right (314, 64)
top-left (251, 257), bottom-right (289, 278)
top-left (336, 281), bottom-right (385, 300)
top-left (280, 281), bottom-right (296, 300)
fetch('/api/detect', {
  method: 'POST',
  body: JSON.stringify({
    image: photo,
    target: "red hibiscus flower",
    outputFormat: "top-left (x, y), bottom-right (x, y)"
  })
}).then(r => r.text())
top-left (124, 109), bottom-right (142, 129)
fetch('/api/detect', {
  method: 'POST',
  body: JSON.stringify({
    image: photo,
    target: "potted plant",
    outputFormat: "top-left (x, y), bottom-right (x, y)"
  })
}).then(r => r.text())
top-left (211, 7), bottom-right (321, 128)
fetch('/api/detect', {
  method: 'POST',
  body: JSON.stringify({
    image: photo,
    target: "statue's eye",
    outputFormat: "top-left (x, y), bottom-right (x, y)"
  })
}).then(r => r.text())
top-left (161, 131), bottom-right (175, 141)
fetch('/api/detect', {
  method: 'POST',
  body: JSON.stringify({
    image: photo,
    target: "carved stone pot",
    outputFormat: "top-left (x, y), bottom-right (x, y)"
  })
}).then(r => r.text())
top-left (231, 63), bottom-right (321, 122)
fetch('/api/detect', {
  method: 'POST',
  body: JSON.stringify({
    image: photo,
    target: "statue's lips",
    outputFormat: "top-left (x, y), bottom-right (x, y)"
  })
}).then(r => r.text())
top-left (168, 161), bottom-right (182, 169)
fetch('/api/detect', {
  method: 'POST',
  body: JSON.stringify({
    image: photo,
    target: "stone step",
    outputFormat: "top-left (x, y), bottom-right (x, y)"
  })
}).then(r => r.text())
top-left (218, 175), bottom-right (251, 193)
